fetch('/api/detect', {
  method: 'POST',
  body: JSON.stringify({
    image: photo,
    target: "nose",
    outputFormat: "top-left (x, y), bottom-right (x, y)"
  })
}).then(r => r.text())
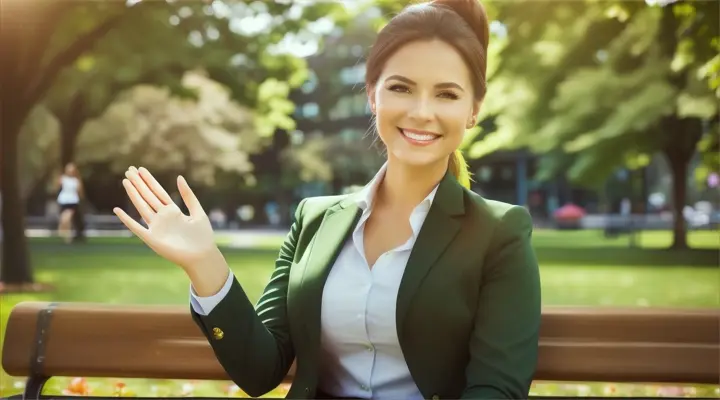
top-left (408, 95), bottom-right (434, 122)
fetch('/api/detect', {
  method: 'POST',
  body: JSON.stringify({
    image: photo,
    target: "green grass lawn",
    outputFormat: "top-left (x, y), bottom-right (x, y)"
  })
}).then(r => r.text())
top-left (1, 229), bottom-right (718, 398)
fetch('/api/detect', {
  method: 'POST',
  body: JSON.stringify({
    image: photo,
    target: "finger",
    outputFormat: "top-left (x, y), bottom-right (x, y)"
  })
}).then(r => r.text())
top-left (177, 175), bottom-right (205, 218)
top-left (137, 167), bottom-right (174, 205)
top-left (113, 206), bottom-right (150, 242)
top-left (126, 167), bottom-right (164, 211)
top-left (122, 179), bottom-right (155, 224)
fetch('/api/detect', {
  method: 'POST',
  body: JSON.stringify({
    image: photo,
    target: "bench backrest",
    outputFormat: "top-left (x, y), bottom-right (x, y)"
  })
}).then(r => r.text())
top-left (3, 302), bottom-right (718, 384)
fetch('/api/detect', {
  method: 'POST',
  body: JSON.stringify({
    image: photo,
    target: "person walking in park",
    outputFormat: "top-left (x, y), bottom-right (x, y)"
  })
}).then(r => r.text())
top-left (113, 1), bottom-right (542, 398)
top-left (55, 162), bottom-right (84, 244)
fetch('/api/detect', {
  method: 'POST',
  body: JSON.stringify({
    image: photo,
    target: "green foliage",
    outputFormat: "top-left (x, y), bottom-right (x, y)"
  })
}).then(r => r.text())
top-left (41, 0), bottom-right (351, 141)
top-left (17, 106), bottom-right (62, 198)
top-left (469, 0), bottom-right (719, 188)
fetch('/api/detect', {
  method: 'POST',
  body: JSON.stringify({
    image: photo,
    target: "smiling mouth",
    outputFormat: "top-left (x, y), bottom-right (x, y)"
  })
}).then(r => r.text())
top-left (398, 128), bottom-right (441, 144)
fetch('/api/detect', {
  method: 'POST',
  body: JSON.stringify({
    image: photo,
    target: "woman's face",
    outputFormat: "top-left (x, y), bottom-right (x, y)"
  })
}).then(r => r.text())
top-left (370, 39), bottom-right (479, 170)
top-left (65, 164), bottom-right (77, 175)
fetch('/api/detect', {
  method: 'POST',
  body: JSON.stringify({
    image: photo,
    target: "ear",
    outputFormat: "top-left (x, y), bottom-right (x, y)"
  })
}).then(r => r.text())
top-left (472, 99), bottom-right (482, 119)
top-left (467, 100), bottom-right (483, 127)
top-left (368, 97), bottom-right (376, 115)
top-left (367, 85), bottom-right (377, 115)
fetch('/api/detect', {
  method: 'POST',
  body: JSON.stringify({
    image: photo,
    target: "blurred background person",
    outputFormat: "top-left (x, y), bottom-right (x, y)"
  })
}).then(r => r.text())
top-left (55, 163), bottom-right (83, 244)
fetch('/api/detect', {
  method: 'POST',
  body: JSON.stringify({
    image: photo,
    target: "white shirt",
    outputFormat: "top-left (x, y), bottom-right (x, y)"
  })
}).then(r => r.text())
top-left (57, 175), bottom-right (80, 205)
top-left (191, 163), bottom-right (439, 400)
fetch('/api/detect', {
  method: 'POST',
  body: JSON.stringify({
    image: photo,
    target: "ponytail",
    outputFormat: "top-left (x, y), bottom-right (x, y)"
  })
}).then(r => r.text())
top-left (449, 150), bottom-right (472, 189)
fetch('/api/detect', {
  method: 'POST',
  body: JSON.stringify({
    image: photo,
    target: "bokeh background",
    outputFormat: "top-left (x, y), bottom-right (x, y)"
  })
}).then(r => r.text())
top-left (1, 0), bottom-right (718, 398)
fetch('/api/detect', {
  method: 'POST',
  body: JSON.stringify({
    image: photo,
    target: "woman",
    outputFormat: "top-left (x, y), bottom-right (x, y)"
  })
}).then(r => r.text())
top-left (56, 162), bottom-right (83, 244)
top-left (114, 0), bottom-right (541, 399)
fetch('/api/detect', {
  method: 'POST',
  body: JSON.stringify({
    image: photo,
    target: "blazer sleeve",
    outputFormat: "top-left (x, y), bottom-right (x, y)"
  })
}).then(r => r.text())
top-left (461, 205), bottom-right (542, 399)
top-left (190, 199), bottom-right (307, 397)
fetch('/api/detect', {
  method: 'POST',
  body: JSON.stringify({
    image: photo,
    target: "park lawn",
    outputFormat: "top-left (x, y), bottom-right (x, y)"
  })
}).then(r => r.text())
top-left (1, 229), bottom-right (718, 398)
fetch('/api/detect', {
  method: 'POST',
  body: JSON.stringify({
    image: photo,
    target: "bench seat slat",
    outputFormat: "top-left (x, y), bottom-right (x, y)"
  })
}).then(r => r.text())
top-left (3, 302), bottom-right (718, 384)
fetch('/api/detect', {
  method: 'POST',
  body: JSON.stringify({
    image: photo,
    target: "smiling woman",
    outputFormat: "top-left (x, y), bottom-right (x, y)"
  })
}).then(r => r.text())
top-left (365, 0), bottom-right (489, 190)
top-left (112, 1), bottom-right (541, 400)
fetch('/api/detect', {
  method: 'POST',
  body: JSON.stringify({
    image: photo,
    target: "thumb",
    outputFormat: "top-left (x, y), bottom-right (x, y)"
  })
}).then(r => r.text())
top-left (177, 175), bottom-right (205, 218)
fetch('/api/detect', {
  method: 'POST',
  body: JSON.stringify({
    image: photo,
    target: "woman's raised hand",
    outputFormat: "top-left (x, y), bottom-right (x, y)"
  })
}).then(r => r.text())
top-left (113, 166), bottom-right (219, 272)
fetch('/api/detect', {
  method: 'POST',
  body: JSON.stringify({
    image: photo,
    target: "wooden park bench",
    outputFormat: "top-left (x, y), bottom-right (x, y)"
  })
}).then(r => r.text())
top-left (2, 302), bottom-right (718, 400)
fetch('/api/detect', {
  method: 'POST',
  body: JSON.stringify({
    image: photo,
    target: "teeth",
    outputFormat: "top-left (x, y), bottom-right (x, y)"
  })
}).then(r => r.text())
top-left (402, 130), bottom-right (437, 141)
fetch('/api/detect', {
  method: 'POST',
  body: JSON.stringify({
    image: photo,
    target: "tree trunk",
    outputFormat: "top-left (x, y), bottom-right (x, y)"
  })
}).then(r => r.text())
top-left (59, 94), bottom-right (86, 166)
top-left (1, 120), bottom-right (34, 284)
top-left (59, 96), bottom-right (88, 241)
top-left (665, 151), bottom-right (688, 249)
top-left (662, 115), bottom-right (704, 250)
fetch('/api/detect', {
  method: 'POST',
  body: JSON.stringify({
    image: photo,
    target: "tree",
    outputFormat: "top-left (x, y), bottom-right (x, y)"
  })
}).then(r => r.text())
top-left (0, 0), bottom-right (349, 285)
top-left (77, 71), bottom-right (260, 186)
top-left (17, 107), bottom-right (63, 201)
top-left (469, 0), bottom-right (718, 249)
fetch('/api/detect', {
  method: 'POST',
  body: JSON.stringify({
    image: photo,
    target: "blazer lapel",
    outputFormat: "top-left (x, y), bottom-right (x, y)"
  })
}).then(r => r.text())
top-left (301, 199), bottom-right (362, 342)
top-left (396, 171), bottom-right (466, 339)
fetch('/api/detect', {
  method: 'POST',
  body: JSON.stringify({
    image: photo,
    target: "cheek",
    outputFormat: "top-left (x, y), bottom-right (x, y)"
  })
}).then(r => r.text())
top-left (376, 92), bottom-right (406, 119)
top-left (374, 93), bottom-right (405, 138)
top-left (438, 105), bottom-right (472, 139)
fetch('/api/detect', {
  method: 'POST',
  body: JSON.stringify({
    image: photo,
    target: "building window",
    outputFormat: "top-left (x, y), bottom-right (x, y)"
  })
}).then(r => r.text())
top-left (340, 128), bottom-right (361, 143)
top-left (353, 93), bottom-right (368, 116)
top-left (501, 166), bottom-right (514, 181)
top-left (290, 130), bottom-right (304, 145)
top-left (302, 102), bottom-right (320, 119)
top-left (329, 97), bottom-right (352, 120)
top-left (477, 166), bottom-right (492, 182)
top-left (339, 63), bottom-right (366, 85)
top-left (329, 93), bottom-right (370, 120)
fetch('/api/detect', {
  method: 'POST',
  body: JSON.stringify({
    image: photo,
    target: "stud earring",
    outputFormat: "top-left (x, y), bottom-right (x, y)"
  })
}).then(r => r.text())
top-left (467, 118), bottom-right (475, 129)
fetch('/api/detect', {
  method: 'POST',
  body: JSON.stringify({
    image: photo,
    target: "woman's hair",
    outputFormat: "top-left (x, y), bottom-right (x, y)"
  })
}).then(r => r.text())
top-left (365, 0), bottom-right (490, 189)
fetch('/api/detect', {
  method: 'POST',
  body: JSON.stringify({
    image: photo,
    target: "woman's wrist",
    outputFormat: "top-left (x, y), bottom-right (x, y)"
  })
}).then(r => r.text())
top-left (185, 248), bottom-right (230, 297)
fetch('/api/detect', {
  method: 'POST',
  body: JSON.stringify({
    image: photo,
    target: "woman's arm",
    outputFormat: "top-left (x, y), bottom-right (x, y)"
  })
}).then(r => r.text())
top-left (461, 205), bottom-right (542, 399)
top-left (189, 199), bottom-right (307, 397)
top-left (77, 178), bottom-right (84, 199)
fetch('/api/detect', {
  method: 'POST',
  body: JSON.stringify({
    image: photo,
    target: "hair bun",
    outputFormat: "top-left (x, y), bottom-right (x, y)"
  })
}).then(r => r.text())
top-left (431, 0), bottom-right (489, 49)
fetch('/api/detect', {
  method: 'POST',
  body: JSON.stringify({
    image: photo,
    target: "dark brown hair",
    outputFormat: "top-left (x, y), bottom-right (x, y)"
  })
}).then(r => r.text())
top-left (365, 0), bottom-right (490, 188)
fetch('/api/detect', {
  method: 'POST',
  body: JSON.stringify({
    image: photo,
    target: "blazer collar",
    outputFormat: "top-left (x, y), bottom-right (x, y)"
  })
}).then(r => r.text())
top-left (337, 166), bottom-right (464, 216)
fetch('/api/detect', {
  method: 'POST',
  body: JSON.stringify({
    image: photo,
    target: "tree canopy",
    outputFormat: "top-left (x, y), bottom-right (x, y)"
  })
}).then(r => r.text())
top-left (1, 0), bottom-right (350, 284)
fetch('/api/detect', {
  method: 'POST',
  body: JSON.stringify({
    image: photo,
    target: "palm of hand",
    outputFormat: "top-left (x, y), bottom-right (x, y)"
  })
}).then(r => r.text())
top-left (114, 167), bottom-right (217, 270)
top-left (147, 207), bottom-right (216, 266)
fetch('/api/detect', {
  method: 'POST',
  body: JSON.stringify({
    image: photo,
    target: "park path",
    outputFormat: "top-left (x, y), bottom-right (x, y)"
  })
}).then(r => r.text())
top-left (24, 228), bottom-right (288, 249)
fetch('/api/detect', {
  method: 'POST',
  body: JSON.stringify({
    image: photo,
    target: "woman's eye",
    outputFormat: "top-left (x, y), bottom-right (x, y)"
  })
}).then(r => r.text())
top-left (438, 91), bottom-right (460, 100)
top-left (388, 84), bottom-right (410, 93)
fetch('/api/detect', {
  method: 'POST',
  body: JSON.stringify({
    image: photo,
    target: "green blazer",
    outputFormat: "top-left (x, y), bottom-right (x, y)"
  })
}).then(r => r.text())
top-left (191, 170), bottom-right (542, 399)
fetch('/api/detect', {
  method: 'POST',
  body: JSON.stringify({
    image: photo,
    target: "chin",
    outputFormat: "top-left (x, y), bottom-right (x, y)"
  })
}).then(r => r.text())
top-left (389, 149), bottom-right (447, 169)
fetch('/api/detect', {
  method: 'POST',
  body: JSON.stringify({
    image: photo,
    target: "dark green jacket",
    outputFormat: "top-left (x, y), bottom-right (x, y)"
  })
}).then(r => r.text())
top-left (191, 170), bottom-right (541, 399)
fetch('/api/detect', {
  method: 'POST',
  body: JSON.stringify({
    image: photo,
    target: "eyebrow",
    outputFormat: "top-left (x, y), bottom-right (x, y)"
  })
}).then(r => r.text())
top-left (385, 74), bottom-right (465, 92)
